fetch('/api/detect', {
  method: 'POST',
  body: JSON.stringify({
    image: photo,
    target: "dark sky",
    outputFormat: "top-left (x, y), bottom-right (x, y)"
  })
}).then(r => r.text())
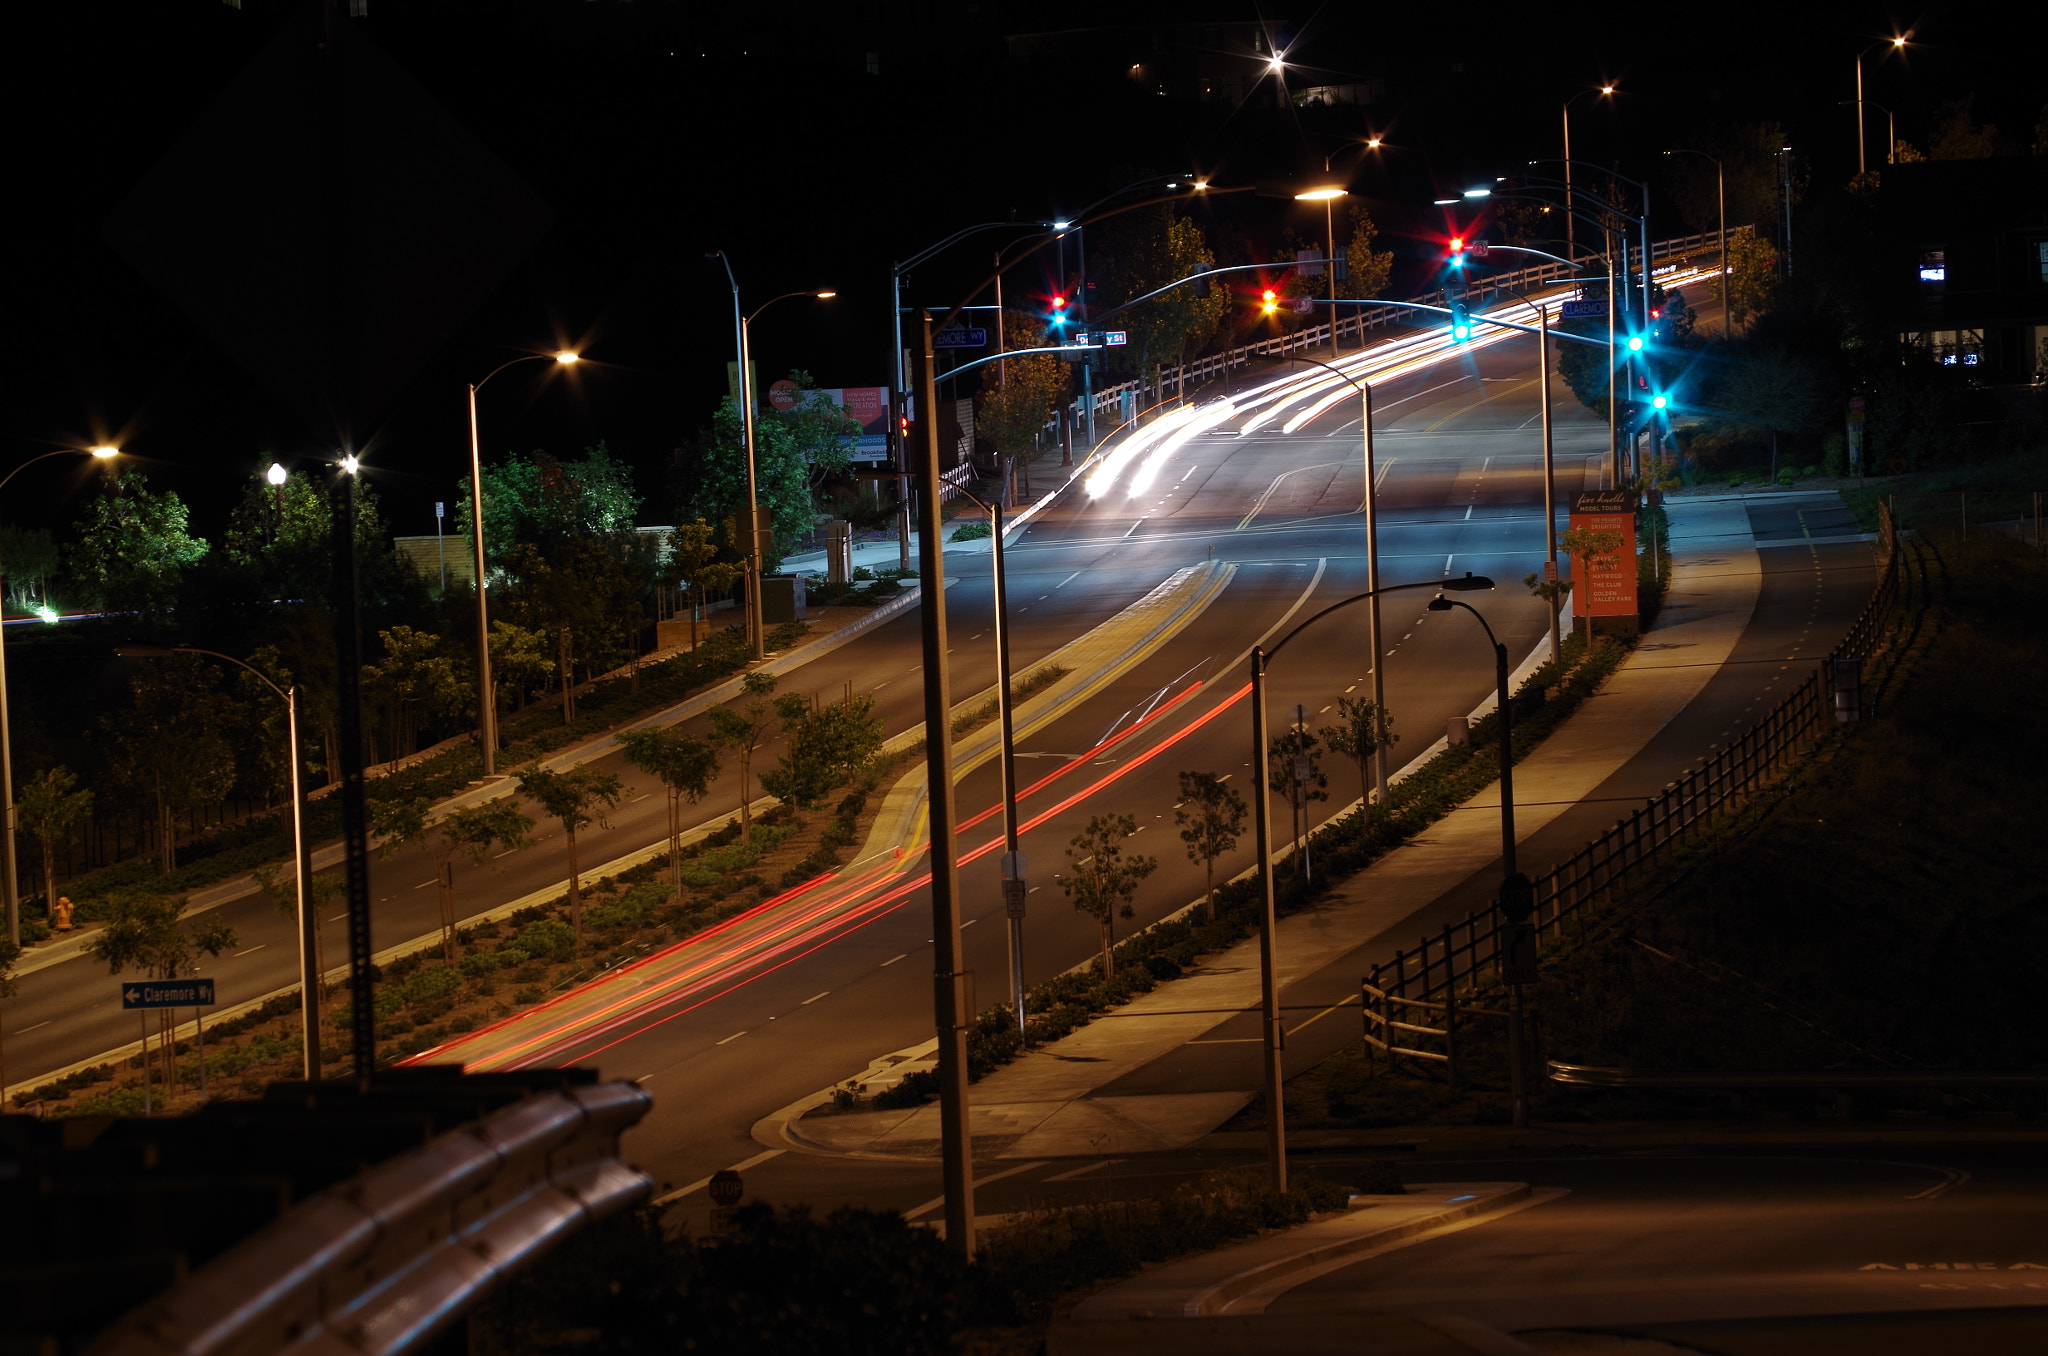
top-left (7, 0), bottom-right (2041, 541)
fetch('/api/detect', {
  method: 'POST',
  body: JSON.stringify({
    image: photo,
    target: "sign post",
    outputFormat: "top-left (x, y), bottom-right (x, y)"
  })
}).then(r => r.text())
top-left (708, 1168), bottom-right (745, 1235)
top-left (1846, 395), bottom-right (1866, 475)
top-left (1567, 490), bottom-right (1639, 636)
top-left (123, 979), bottom-right (218, 1111)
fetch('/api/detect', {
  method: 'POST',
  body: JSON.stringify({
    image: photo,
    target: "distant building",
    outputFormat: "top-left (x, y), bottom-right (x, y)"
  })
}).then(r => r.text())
top-left (1878, 158), bottom-right (2048, 384)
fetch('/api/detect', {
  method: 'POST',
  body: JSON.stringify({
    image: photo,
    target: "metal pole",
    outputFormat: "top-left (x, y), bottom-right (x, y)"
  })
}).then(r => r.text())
top-left (140, 1012), bottom-right (151, 1116)
top-left (1854, 54), bottom-right (1866, 177)
top-left (892, 268), bottom-right (913, 571)
top-left (466, 384), bottom-right (497, 777)
top-left (1362, 383), bottom-right (1387, 802)
top-left (1078, 227), bottom-right (1095, 445)
top-left (1325, 195), bottom-right (1338, 354)
top-left (1717, 161), bottom-right (1729, 340)
top-left (739, 314), bottom-right (765, 660)
top-left (1563, 102), bottom-right (1575, 264)
top-left (1540, 306), bottom-right (1560, 668)
top-left (1249, 649), bottom-right (1287, 1192)
top-left (1496, 639), bottom-right (1516, 875)
top-left (0, 532), bottom-right (17, 947)
top-left (913, 310), bottom-right (975, 1259)
top-left (1607, 237), bottom-right (1619, 489)
top-left (288, 688), bottom-right (319, 1079)
top-left (990, 501), bottom-right (1025, 1038)
top-left (334, 466), bottom-right (375, 1088)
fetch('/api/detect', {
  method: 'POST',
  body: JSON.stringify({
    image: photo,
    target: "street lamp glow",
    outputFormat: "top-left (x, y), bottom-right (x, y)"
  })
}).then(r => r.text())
top-left (1651, 393), bottom-right (1669, 410)
top-left (1463, 188), bottom-right (1493, 199)
top-left (341, 454), bottom-right (360, 475)
top-left (1627, 335), bottom-right (1645, 352)
top-left (1601, 84), bottom-right (1615, 95)
top-left (1433, 198), bottom-right (1460, 206)
top-left (34, 606), bottom-right (57, 625)
top-left (554, 350), bottom-right (579, 365)
top-left (1269, 54), bottom-right (1284, 71)
top-left (1052, 219), bottom-right (1071, 230)
top-left (266, 462), bottom-right (288, 486)
top-left (90, 446), bottom-right (119, 458)
top-left (1294, 187), bottom-right (1347, 201)
top-left (1367, 137), bottom-right (1382, 149)
top-left (815, 290), bottom-right (837, 299)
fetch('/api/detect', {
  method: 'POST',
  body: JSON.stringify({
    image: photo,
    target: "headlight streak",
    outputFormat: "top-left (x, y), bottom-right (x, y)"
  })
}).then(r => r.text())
top-left (407, 678), bottom-right (1226, 1072)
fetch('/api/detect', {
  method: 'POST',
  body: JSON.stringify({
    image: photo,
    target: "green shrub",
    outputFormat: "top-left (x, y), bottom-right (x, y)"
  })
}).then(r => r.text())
top-left (397, 965), bottom-right (461, 1008)
top-left (512, 918), bottom-right (575, 959)
top-left (949, 518), bottom-right (992, 541)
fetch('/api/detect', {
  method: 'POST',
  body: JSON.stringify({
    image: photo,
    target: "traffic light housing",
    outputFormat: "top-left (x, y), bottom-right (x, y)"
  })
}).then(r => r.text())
top-left (1448, 236), bottom-right (1467, 269)
top-left (1448, 297), bottom-right (1473, 342)
top-left (1049, 294), bottom-right (1069, 327)
top-left (1626, 332), bottom-right (1645, 352)
top-left (1261, 287), bottom-right (1280, 316)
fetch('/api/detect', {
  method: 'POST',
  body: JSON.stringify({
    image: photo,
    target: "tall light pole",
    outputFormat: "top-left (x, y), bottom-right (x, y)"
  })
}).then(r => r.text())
top-left (712, 254), bottom-right (835, 660)
top-left (1424, 593), bottom-right (1530, 1126)
top-left (1663, 148), bottom-right (1729, 340)
top-left (467, 351), bottom-right (578, 776)
top-left (1249, 574), bottom-right (1496, 1188)
top-left (1853, 37), bottom-right (1908, 176)
top-left (118, 645), bottom-right (316, 1077)
top-left (1562, 84), bottom-right (1615, 263)
top-left (1294, 185), bottom-right (1349, 355)
top-left (0, 445), bottom-right (117, 944)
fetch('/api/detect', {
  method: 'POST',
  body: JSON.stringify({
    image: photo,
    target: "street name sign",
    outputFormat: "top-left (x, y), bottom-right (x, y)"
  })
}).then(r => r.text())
top-left (1103, 330), bottom-right (1128, 345)
top-left (933, 328), bottom-right (987, 349)
top-left (122, 979), bottom-right (216, 1009)
top-left (1559, 299), bottom-right (1606, 320)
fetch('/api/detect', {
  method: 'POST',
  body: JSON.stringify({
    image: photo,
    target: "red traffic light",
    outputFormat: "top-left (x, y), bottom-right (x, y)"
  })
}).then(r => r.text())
top-left (1260, 288), bottom-right (1279, 315)
top-left (1449, 236), bottom-right (1464, 252)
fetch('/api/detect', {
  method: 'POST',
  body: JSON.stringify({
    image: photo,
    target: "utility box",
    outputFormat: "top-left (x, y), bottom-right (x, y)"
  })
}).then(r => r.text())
top-left (1445, 716), bottom-right (1469, 746)
top-left (824, 521), bottom-right (854, 584)
top-left (760, 574), bottom-right (807, 624)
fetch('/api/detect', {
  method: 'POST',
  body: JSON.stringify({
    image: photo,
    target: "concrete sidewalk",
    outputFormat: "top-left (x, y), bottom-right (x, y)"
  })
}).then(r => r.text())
top-left (762, 497), bottom-right (1775, 1161)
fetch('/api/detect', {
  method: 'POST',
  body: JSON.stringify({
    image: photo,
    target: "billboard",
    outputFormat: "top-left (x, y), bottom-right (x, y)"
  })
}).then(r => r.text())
top-left (763, 382), bottom-right (892, 461)
top-left (1568, 490), bottom-right (1638, 626)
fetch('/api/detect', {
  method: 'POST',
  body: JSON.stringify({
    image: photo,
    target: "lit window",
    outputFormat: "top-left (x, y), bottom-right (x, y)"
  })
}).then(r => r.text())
top-left (2037, 241), bottom-right (2048, 285)
top-left (1918, 250), bottom-right (1946, 283)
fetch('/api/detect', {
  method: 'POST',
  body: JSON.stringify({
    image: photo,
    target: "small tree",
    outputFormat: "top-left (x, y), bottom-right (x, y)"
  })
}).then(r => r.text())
top-left (1175, 771), bottom-right (1245, 915)
top-left (1058, 813), bottom-right (1157, 981)
top-left (760, 692), bottom-right (883, 810)
top-left (372, 796), bottom-right (534, 961)
top-left (517, 766), bottom-right (625, 941)
top-left (1559, 525), bottom-right (1626, 632)
top-left (89, 892), bottom-right (237, 1091)
top-left (17, 766), bottom-right (92, 923)
top-left (102, 653), bottom-right (236, 872)
top-left (252, 866), bottom-right (344, 1004)
top-left (618, 726), bottom-right (721, 891)
top-left (707, 672), bottom-right (778, 838)
top-left (1321, 698), bottom-right (1398, 826)
top-left (1725, 224), bottom-right (1778, 328)
top-left (489, 619), bottom-right (555, 716)
top-left (1266, 725), bottom-right (1329, 872)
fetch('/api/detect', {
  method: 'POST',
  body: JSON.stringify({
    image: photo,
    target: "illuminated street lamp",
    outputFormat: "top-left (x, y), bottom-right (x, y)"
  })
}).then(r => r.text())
top-left (466, 350), bottom-right (577, 775)
top-left (0, 444), bottom-right (117, 945)
top-left (1853, 36), bottom-right (1909, 176)
top-left (1562, 83), bottom-right (1616, 264)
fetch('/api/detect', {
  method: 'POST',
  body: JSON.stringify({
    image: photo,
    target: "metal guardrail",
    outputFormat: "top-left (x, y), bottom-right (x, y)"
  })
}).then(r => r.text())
top-left (85, 1080), bottom-right (653, 1356)
top-left (1548, 1062), bottom-right (2048, 1090)
top-left (1363, 538), bottom-right (1902, 1016)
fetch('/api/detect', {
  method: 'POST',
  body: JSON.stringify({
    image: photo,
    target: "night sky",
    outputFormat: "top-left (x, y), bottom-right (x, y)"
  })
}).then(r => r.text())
top-left (8, 0), bottom-right (2041, 540)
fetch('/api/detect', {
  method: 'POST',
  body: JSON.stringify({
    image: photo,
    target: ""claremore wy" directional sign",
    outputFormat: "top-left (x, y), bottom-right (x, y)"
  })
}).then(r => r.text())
top-left (121, 979), bottom-right (216, 1009)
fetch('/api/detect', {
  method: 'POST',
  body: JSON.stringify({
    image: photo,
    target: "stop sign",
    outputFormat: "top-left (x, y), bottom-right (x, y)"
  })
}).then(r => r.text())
top-left (708, 1170), bottom-right (744, 1207)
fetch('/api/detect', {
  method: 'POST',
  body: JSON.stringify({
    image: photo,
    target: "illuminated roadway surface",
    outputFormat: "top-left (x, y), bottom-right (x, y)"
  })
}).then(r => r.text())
top-left (15, 271), bottom-right (1869, 1193)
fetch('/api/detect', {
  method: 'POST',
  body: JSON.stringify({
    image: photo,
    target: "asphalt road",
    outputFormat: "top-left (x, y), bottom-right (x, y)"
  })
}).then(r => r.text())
top-left (1266, 1142), bottom-right (2048, 1351)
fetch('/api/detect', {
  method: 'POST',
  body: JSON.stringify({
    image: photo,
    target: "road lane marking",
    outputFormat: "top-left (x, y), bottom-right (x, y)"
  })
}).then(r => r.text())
top-left (234, 945), bottom-right (267, 958)
top-left (715, 1031), bottom-right (746, 1045)
top-left (881, 954), bottom-right (906, 967)
top-left (904, 1161), bottom-right (1049, 1220)
top-left (652, 1147), bottom-right (788, 1206)
top-left (801, 991), bottom-right (830, 1005)
top-left (413, 878), bottom-right (435, 889)
top-left (1122, 518), bottom-right (1145, 538)
top-left (1057, 572), bottom-right (1082, 587)
top-left (17, 1020), bottom-right (50, 1034)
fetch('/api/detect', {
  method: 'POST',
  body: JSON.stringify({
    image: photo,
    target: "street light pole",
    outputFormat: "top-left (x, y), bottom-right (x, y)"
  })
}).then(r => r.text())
top-left (956, 486), bottom-right (1026, 1036)
top-left (0, 446), bottom-right (117, 944)
top-left (466, 352), bottom-right (577, 777)
top-left (1248, 573), bottom-right (1497, 1189)
top-left (118, 646), bottom-right (317, 1077)
top-left (1664, 149), bottom-right (1729, 340)
top-left (1561, 85), bottom-right (1615, 263)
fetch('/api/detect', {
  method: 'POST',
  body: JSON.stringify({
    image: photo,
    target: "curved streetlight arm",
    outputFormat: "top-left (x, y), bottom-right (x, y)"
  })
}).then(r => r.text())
top-left (1523, 160), bottom-right (1649, 197)
top-left (1425, 596), bottom-right (1500, 651)
top-left (471, 353), bottom-right (556, 395)
top-left (1475, 244), bottom-right (1582, 270)
top-left (747, 289), bottom-right (834, 324)
top-left (0, 448), bottom-right (112, 495)
top-left (1264, 574), bottom-right (1493, 666)
top-left (937, 343), bottom-right (1102, 380)
top-left (898, 220), bottom-right (1052, 275)
top-left (1457, 190), bottom-right (1629, 258)
top-left (114, 644), bottom-right (288, 704)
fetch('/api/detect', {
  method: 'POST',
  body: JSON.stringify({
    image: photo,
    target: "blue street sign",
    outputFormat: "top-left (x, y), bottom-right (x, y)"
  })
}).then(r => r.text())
top-left (1560, 299), bottom-right (1606, 320)
top-left (122, 979), bottom-right (216, 1009)
top-left (1104, 331), bottom-right (1128, 346)
top-left (933, 328), bottom-right (988, 349)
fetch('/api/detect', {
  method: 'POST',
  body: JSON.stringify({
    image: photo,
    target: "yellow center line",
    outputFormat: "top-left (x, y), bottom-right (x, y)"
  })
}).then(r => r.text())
top-left (1421, 378), bottom-right (1539, 433)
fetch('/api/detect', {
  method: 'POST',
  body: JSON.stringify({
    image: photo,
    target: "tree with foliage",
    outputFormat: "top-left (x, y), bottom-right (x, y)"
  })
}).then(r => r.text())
top-left (363, 625), bottom-right (467, 764)
top-left (1175, 771), bottom-right (1245, 915)
top-left (458, 444), bottom-right (642, 573)
top-left (618, 725), bottom-right (721, 891)
top-left (100, 653), bottom-right (236, 872)
top-left (1724, 225), bottom-right (1779, 329)
top-left (516, 767), bottom-right (625, 942)
top-left (65, 467), bottom-right (209, 614)
top-left (972, 312), bottom-right (1072, 501)
top-left (663, 521), bottom-right (743, 651)
top-left (1321, 698), bottom-right (1398, 823)
top-left (1092, 203), bottom-right (1230, 379)
top-left (489, 619), bottom-right (555, 715)
top-left (761, 692), bottom-right (883, 810)
top-left (1, 525), bottom-right (60, 614)
top-left (89, 892), bottom-right (237, 1090)
top-left (1266, 725), bottom-right (1329, 871)
top-left (251, 865), bottom-right (343, 1004)
top-left (373, 796), bottom-right (534, 961)
top-left (707, 672), bottom-right (779, 839)
top-left (1711, 341), bottom-right (1834, 477)
top-left (1058, 813), bottom-right (1156, 982)
top-left (675, 379), bottom-right (856, 568)
top-left (221, 468), bottom-right (409, 607)
top-left (504, 535), bottom-right (648, 724)
top-left (1340, 202), bottom-right (1396, 302)
top-left (18, 766), bottom-right (92, 922)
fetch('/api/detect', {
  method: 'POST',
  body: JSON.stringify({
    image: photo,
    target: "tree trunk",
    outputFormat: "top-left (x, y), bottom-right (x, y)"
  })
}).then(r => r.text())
top-left (438, 861), bottom-right (457, 963)
top-left (1099, 914), bottom-right (1114, 981)
top-left (566, 824), bottom-right (583, 941)
top-left (157, 786), bottom-right (174, 873)
top-left (558, 627), bottom-right (575, 725)
top-left (737, 747), bottom-right (753, 839)
top-left (41, 840), bottom-right (55, 924)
